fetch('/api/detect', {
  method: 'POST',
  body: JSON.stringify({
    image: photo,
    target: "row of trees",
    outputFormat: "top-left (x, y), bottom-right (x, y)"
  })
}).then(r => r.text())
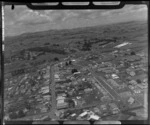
top-left (28, 46), bottom-right (66, 55)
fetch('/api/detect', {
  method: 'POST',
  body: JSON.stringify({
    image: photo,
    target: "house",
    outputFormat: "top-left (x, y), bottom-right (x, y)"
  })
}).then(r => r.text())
top-left (70, 113), bottom-right (76, 117)
top-left (119, 91), bottom-right (132, 99)
top-left (128, 97), bottom-right (135, 104)
top-left (137, 84), bottom-right (145, 89)
top-left (57, 99), bottom-right (65, 104)
top-left (112, 74), bottom-right (119, 79)
top-left (57, 93), bottom-right (67, 97)
top-left (129, 80), bottom-right (137, 85)
top-left (54, 74), bottom-right (60, 79)
top-left (133, 89), bottom-right (141, 94)
top-left (93, 107), bottom-right (101, 115)
top-left (84, 88), bottom-right (92, 93)
top-left (79, 111), bottom-right (88, 117)
top-left (143, 78), bottom-right (148, 83)
top-left (56, 96), bottom-right (66, 101)
top-left (57, 102), bottom-right (69, 110)
top-left (128, 85), bottom-right (134, 90)
top-left (101, 95), bottom-right (111, 102)
top-left (41, 87), bottom-right (49, 94)
top-left (109, 103), bottom-right (119, 110)
top-left (87, 114), bottom-right (100, 120)
top-left (142, 83), bottom-right (148, 88)
top-left (43, 95), bottom-right (50, 100)
top-left (129, 71), bottom-right (136, 76)
top-left (103, 69), bottom-right (114, 74)
top-left (107, 79), bottom-right (119, 87)
top-left (100, 104), bottom-right (107, 111)
top-left (72, 99), bottom-right (77, 106)
top-left (109, 103), bottom-right (119, 114)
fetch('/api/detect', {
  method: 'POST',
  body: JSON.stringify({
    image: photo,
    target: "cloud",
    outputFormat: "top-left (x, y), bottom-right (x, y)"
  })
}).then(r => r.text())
top-left (62, 10), bottom-right (79, 21)
top-left (4, 4), bottom-right (148, 36)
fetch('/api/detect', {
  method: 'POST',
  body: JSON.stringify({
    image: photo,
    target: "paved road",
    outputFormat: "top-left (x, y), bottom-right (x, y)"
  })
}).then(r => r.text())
top-left (93, 77), bottom-right (115, 100)
top-left (48, 64), bottom-right (58, 120)
top-left (76, 63), bottom-right (121, 101)
top-left (13, 64), bottom-right (59, 121)
top-left (89, 69), bottom-right (121, 101)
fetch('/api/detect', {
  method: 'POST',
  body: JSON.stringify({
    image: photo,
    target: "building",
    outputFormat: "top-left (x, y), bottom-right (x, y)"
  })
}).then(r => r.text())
top-left (109, 103), bottom-right (119, 114)
top-left (129, 71), bottom-right (136, 76)
top-left (57, 98), bottom-right (65, 104)
top-left (57, 102), bottom-right (69, 110)
top-left (56, 96), bottom-right (66, 101)
top-left (128, 97), bottom-right (135, 104)
top-left (111, 74), bottom-right (119, 79)
top-left (129, 80), bottom-right (137, 85)
top-left (79, 111), bottom-right (88, 117)
top-left (93, 107), bottom-right (102, 115)
top-left (101, 95), bottom-right (111, 102)
top-left (107, 79), bottom-right (119, 87)
top-left (137, 84), bottom-right (146, 89)
top-left (128, 85), bottom-right (134, 90)
top-left (84, 88), bottom-right (92, 93)
top-left (40, 86), bottom-right (49, 94)
top-left (55, 74), bottom-right (60, 79)
top-left (87, 114), bottom-right (100, 120)
top-left (119, 91), bottom-right (132, 99)
top-left (100, 104), bottom-right (107, 111)
top-left (57, 93), bottom-right (67, 97)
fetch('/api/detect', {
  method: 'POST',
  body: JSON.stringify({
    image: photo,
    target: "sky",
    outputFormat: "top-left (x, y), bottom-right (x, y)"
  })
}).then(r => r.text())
top-left (4, 3), bottom-right (148, 36)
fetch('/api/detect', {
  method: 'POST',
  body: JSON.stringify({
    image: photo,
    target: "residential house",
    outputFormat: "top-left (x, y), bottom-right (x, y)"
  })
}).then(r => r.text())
top-left (107, 79), bottom-right (119, 87)
top-left (128, 97), bottom-right (135, 104)
top-left (87, 114), bottom-right (100, 120)
top-left (112, 74), bottom-right (119, 79)
top-left (109, 103), bottom-right (119, 114)
top-left (84, 88), bottom-right (92, 93)
top-left (129, 80), bottom-right (137, 85)
top-left (129, 71), bottom-right (136, 76)
top-left (100, 104), bottom-right (107, 111)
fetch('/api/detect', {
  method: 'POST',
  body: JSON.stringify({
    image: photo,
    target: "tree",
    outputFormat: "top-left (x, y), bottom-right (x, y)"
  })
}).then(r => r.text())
top-left (18, 110), bottom-right (25, 118)
top-left (66, 62), bottom-right (69, 66)
top-left (44, 43), bottom-right (50, 45)
top-left (9, 112), bottom-right (18, 119)
top-left (131, 51), bottom-right (136, 55)
top-left (68, 60), bottom-right (72, 65)
top-left (54, 57), bottom-right (59, 61)
top-left (71, 69), bottom-right (78, 74)
top-left (136, 79), bottom-right (142, 84)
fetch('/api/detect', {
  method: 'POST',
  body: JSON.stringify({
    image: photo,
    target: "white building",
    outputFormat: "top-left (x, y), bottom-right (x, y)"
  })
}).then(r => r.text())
top-left (112, 74), bottom-right (119, 79)
top-left (128, 97), bottom-right (135, 104)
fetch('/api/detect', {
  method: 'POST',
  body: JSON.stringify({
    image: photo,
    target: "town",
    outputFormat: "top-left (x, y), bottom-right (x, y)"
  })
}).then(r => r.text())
top-left (4, 45), bottom-right (148, 121)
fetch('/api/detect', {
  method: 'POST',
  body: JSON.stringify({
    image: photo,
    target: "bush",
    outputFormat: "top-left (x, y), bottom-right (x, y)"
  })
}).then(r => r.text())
top-left (136, 79), bottom-right (142, 84)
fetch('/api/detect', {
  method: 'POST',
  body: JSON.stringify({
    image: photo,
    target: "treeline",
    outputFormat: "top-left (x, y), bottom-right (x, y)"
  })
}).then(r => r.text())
top-left (30, 60), bottom-right (46, 67)
top-left (77, 38), bottom-right (118, 51)
top-left (27, 46), bottom-right (67, 55)
top-left (11, 67), bottom-right (36, 77)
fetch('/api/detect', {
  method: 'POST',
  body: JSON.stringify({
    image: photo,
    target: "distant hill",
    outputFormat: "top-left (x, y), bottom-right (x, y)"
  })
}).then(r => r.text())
top-left (5, 20), bottom-right (147, 57)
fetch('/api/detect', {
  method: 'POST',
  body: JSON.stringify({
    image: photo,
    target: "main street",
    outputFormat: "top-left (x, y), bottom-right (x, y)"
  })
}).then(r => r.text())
top-left (49, 64), bottom-right (58, 120)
